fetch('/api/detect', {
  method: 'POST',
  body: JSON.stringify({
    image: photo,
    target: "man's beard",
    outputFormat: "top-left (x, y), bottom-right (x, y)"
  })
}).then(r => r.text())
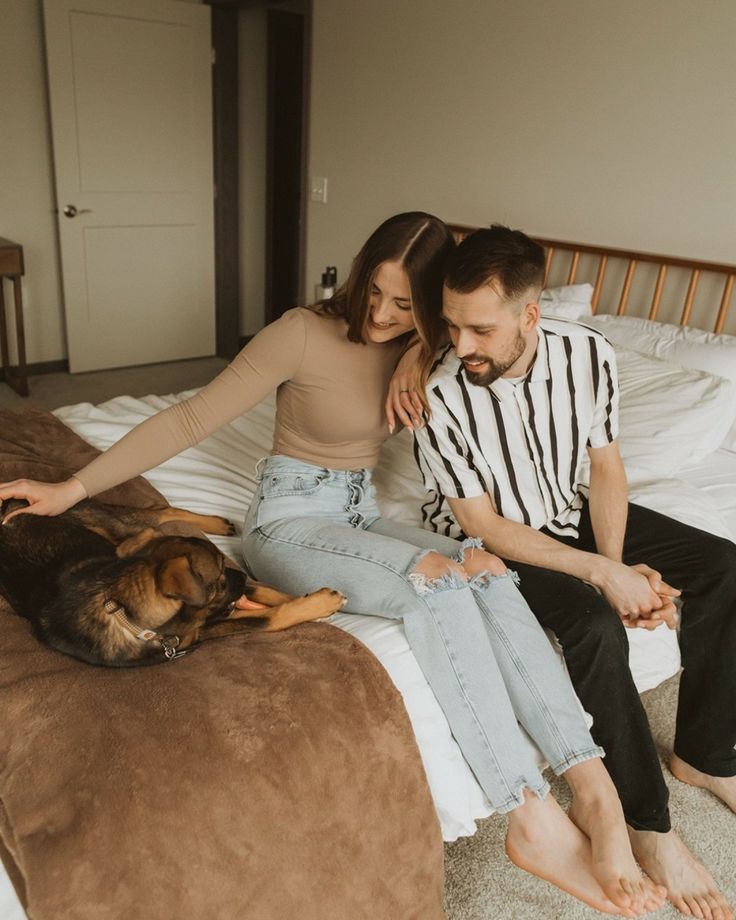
top-left (462, 333), bottom-right (526, 387)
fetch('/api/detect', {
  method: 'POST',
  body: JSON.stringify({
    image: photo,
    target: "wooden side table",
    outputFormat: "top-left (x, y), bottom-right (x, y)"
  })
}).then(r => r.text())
top-left (0, 237), bottom-right (29, 397)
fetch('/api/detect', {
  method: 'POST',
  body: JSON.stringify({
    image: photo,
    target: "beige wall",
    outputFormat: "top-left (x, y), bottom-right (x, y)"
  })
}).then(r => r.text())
top-left (1, 0), bottom-right (66, 365)
top-left (4, 0), bottom-right (734, 365)
top-left (306, 0), bottom-right (736, 312)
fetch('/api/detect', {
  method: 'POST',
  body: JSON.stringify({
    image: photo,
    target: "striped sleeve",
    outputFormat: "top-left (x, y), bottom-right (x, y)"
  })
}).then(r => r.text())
top-left (413, 387), bottom-right (487, 499)
top-left (588, 335), bottom-right (620, 448)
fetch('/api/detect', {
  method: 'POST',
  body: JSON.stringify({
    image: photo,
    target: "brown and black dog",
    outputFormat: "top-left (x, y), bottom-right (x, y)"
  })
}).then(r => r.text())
top-left (0, 498), bottom-right (345, 667)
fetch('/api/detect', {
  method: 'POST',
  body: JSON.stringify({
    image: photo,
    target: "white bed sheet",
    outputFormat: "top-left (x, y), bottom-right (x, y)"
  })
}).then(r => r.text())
top-left (678, 447), bottom-right (736, 540)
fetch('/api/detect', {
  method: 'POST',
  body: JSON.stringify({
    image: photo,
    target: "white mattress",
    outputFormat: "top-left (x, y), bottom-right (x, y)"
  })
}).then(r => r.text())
top-left (2, 390), bottom-right (733, 920)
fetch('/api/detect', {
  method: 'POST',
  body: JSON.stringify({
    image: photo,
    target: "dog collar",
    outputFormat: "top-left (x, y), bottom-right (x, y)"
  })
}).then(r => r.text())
top-left (103, 598), bottom-right (184, 661)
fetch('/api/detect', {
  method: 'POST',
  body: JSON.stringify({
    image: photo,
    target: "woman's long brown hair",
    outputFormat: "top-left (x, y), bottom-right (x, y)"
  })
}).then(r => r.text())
top-left (312, 211), bottom-right (455, 410)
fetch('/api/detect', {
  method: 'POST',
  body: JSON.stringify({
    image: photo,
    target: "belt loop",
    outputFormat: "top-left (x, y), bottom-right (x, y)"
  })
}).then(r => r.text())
top-left (254, 457), bottom-right (268, 481)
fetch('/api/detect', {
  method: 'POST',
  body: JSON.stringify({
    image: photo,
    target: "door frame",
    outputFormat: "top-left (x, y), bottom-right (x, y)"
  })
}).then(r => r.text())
top-left (209, 0), bottom-right (311, 357)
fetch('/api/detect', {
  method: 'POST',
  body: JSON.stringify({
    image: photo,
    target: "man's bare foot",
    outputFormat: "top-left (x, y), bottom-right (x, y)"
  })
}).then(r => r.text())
top-left (670, 754), bottom-right (736, 814)
top-left (506, 790), bottom-right (639, 916)
top-left (628, 827), bottom-right (733, 920)
top-left (569, 795), bottom-right (666, 914)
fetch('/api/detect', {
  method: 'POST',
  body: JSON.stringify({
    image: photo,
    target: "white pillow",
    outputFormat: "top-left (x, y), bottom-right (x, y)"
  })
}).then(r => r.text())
top-left (539, 282), bottom-right (594, 320)
top-left (612, 347), bottom-right (736, 479)
top-left (585, 315), bottom-right (736, 451)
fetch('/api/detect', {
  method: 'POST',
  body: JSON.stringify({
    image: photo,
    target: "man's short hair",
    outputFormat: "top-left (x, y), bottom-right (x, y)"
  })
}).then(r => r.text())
top-left (445, 225), bottom-right (546, 303)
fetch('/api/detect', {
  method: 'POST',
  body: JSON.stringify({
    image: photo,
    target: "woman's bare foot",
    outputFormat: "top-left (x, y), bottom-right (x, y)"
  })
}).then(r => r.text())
top-left (505, 790), bottom-right (637, 916)
top-left (566, 760), bottom-right (667, 914)
top-left (628, 827), bottom-right (733, 920)
top-left (670, 754), bottom-right (736, 813)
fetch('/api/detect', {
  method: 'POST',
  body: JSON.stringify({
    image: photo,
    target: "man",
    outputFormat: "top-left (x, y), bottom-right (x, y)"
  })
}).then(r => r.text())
top-left (413, 225), bottom-right (735, 919)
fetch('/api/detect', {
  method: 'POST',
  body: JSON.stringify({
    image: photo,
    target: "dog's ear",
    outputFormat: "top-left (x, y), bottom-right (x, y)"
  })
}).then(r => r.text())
top-left (116, 528), bottom-right (159, 557)
top-left (157, 556), bottom-right (208, 607)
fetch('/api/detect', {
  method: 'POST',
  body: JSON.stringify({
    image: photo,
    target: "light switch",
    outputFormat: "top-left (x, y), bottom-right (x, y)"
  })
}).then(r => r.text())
top-left (310, 176), bottom-right (328, 203)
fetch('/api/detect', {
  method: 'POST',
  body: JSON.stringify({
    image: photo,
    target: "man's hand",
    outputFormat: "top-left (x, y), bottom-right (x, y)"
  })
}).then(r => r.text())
top-left (385, 340), bottom-right (424, 434)
top-left (595, 558), bottom-right (669, 626)
top-left (621, 599), bottom-right (678, 630)
top-left (628, 563), bottom-right (681, 630)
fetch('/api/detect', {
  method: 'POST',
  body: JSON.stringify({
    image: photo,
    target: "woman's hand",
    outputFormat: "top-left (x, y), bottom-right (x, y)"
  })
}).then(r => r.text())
top-left (385, 340), bottom-right (424, 434)
top-left (0, 477), bottom-right (87, 523)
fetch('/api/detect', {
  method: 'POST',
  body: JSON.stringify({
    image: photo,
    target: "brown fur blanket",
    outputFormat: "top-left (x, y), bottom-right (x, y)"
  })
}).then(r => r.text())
top-left (0, 407), bottom-right (445, 920)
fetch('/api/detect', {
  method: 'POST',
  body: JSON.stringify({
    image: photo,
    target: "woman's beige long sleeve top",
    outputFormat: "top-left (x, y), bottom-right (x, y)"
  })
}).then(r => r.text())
top-left (75, 308), bottom-right (403, 498)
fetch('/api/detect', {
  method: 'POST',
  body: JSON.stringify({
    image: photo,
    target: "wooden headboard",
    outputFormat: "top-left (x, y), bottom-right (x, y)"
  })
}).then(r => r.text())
top-left (448, 223), bottom-right (736, 335)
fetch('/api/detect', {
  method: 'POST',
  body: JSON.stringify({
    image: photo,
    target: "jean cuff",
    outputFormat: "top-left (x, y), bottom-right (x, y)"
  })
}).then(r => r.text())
top-left (548, 745), bottom-right (606, 777)
top-left (493, 776), bottom-right (551, 815)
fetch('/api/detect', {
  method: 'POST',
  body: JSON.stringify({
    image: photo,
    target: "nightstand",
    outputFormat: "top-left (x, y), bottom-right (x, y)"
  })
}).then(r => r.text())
top-left (0, 237), bottom-right (29, 397)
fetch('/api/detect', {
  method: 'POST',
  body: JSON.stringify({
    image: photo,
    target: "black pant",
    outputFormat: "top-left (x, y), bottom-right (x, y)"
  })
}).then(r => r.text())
top-left (504, 501), bottom-right (736, 833)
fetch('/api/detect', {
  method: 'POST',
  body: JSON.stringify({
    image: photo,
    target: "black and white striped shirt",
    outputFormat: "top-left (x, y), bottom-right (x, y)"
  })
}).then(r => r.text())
top-left (414, 318), bottom-right (619, 539)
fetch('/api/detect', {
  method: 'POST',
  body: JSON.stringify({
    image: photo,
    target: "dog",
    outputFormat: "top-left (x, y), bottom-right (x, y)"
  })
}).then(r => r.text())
top-left (0, 497), bottom-right (346, 667)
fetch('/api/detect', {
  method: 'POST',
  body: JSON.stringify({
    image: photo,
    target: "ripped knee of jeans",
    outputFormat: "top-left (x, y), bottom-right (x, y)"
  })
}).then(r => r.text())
top-left (451, 536), bottom-right (485, 568)
top-left (407, 549), bottom-right (469, 596)
top-left (454, 537), bottom-right (515, 586)
top-left (406, 541), bottom-right (516, 595)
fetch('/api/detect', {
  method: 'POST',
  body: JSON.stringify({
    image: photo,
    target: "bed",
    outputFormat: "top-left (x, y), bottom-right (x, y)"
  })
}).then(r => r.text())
top-left (1, 230), bottom-right (735, 919)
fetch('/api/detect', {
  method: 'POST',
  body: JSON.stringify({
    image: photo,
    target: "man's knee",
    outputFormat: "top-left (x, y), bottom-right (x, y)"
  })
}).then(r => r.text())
top-left (706, 536), bottom-right (736, 584)
top-left (563, 591), bottom-right (628, 652)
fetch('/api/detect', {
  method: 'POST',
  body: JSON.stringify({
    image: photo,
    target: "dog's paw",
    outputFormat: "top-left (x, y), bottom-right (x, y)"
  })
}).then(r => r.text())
top-left (317, 588), bottom-right (347, 615)
top-left (200, 515), bottom-right (236, 536)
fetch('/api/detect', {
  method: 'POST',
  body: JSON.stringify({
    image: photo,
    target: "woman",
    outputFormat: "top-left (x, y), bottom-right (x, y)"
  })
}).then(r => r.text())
top-left (1, 213), bottom-right (663, 916)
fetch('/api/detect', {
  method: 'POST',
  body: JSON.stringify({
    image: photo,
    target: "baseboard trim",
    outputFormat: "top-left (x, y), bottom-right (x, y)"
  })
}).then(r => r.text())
top-left (0, 347), bottom-right (253, 383)
top-left (0, 359), bottom-right (68, 381)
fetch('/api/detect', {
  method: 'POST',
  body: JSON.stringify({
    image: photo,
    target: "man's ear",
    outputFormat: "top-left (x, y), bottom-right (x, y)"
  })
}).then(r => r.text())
top-left (521, 301), bottom-right (541, 332)
top-left (157, 556), bottom-right (208, 607)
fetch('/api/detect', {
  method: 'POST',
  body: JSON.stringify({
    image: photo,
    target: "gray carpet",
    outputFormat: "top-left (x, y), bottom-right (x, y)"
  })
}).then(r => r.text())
top-left (3, 365), bottom-right (734, 920)
top-left (444, 673), bottom-right (736, 919)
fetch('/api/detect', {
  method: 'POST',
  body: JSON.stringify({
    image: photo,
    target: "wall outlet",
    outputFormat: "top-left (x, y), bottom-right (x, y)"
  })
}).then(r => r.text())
top-left (310, 176), bottom-right (328, 204)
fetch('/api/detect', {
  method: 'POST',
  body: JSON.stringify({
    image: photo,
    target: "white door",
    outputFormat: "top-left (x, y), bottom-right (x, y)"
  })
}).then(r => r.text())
top-left (44, 0), bottom-right (215, 373)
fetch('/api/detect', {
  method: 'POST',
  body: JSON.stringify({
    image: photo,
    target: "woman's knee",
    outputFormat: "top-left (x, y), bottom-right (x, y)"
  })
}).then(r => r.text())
top-left (407, 544), bottom-right (512, 597)
top-left (460, 546), bottom-right (508, 578)
top-left (410, 551), bottom-right (468, 588)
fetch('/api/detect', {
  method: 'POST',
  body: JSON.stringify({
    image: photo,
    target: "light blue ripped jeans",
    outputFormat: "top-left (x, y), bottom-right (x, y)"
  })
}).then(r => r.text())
top-left (242, 456), bottom-right (603, 814)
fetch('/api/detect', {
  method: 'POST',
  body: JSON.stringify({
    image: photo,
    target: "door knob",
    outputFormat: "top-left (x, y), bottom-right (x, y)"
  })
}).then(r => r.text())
top-left (62, 205), bottom-right (92, 218)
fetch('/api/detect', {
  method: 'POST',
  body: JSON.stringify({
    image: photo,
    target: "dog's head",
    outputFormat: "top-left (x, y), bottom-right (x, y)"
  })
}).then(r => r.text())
top-left (120, 535), bottom-right (247, 629)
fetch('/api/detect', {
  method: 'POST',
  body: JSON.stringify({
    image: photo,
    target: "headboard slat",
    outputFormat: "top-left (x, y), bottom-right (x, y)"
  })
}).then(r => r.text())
top-left (680, 269), bottom-right (701, 326)
top-left (648, 264), bottom-right (668, 322)
top-left (618, 260), bottom-right (637, 315)
top-left (715, 274), bottom-right (735, 334)
top-left (543, 247), bottom-right (554, 288)
top-left (567, 251), bottom-right (580, 285)
top-left (591, 255), bottom-right (608, 314)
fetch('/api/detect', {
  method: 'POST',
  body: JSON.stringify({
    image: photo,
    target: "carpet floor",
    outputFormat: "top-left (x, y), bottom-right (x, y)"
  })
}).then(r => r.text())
top-left (444, 673), bottom-right (736, 919)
